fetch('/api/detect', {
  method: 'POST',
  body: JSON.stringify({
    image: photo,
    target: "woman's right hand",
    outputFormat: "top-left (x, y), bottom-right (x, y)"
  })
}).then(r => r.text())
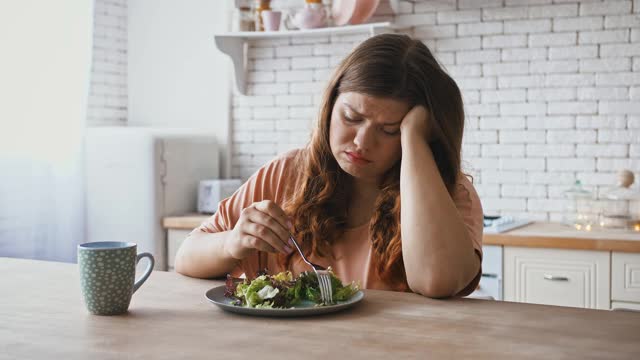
top-left (224, 200), bottom-right (293, 260)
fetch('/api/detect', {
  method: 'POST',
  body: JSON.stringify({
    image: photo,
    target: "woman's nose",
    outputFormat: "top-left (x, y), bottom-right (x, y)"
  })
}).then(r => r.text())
top-left (353, 125), bottom-right (375, 150)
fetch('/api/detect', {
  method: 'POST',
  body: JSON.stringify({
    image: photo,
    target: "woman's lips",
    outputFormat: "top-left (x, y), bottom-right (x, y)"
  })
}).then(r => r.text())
top-left (345, 151), bottom-right (371, 165)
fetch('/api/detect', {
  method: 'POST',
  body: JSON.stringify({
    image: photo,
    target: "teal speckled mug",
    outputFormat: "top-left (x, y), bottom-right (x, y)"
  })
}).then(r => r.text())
top-left (78, 242), bottom-right (154, 315)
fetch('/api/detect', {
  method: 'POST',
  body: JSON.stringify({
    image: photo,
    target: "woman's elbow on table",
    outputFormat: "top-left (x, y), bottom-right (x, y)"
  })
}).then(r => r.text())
top-left (174, 234), bottom-right (201, 277)
top-left (173, 246), bottom-right (189, 276)
top-left (407, 263), bottom-right (480, 299)
top-left (407, 276), bottom-right (460, 299)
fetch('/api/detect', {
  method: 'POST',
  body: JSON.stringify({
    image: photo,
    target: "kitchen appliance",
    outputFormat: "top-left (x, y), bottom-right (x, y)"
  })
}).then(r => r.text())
top-left (85, 127), bottom-right (219, 270)
top-left (198, 179), bottom-right (243, 214)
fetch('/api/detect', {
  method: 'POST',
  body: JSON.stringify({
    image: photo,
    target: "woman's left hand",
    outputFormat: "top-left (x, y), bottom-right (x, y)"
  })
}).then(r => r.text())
top-left (400, 105), bottom-right (431, 142)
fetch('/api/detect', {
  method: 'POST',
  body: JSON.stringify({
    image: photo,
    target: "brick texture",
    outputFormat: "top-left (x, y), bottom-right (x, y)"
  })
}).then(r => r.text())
top-left (224, 0), bottom-right (640, 220)
top-left (88, 0), bottom-right (128, 126)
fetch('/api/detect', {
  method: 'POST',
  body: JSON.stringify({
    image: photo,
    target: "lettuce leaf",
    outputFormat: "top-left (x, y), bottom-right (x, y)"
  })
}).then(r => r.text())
top-left (225, 269), bottom-right (359, 308)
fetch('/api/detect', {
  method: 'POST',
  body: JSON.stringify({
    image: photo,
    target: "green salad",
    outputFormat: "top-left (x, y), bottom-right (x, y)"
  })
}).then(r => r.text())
top-left (224, 269), bottom-right (359, 308)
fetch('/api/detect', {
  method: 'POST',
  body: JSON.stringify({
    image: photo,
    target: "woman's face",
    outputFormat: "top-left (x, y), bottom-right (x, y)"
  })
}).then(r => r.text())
top-left (329, 92), bottom-right (411, 184)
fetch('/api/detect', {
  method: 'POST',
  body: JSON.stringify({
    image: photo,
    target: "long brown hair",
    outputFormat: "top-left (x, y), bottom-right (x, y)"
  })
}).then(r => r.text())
top-left (281, 33), bottom-right (465, 287)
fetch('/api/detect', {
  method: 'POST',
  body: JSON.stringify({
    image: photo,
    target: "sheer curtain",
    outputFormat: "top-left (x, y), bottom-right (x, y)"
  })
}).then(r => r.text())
top-left (0, 1), bottom-right (94, 262)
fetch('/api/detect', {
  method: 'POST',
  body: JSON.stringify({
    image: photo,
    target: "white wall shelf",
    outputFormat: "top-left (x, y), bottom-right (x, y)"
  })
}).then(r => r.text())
top-left (214, 22), bottom-right (395, 95)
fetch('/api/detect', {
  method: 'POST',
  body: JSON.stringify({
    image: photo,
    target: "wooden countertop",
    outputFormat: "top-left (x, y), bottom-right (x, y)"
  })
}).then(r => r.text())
top-left (484, 222), bottom-right (640, 252)
top-left (163, 214), bottom-right (209, 229)
top-left (164, 215), bottom-right (640, 252)
top-left (3, 257), bottom-right (639, 359)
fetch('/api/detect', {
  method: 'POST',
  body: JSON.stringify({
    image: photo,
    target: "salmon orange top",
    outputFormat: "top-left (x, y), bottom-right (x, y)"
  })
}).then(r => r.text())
top-left (195, 149), bottom-right (484, 296)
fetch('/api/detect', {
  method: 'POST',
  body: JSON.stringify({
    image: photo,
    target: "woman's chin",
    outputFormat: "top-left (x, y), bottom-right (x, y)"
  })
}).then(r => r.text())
top-left (336, 159), bottom-right (357, 176)
top-left (337, 159), bottom-right (375, 180)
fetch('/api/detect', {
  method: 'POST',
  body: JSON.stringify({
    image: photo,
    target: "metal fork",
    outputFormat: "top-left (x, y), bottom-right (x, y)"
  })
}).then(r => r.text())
top-left (288, 235), bottom-right (333, 305)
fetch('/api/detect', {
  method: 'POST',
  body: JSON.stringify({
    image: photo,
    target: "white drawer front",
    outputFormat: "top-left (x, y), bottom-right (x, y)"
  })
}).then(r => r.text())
top-left (612, 252), bottom-right (640, 303)
top-left (504, 247), bottom-right (610, 309)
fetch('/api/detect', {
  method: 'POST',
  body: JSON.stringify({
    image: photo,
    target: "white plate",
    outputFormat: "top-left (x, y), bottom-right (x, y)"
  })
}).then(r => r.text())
top-left (205, 285), bottom-right (364, 317)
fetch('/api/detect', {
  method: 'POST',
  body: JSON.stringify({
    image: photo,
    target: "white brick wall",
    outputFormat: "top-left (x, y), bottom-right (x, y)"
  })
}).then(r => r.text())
top-left (88, 0), bottom-right (128, 126)
top-left (230, 0), bottom-right (640, 220)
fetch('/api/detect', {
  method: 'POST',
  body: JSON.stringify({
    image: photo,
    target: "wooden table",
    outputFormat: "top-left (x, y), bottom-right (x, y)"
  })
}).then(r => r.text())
top-left (2, 257), bottom-right (639, 359)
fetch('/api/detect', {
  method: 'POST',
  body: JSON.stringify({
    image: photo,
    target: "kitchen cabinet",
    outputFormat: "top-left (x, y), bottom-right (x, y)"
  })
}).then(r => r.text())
top-left (504, 247), bottom-right (610, 309)
top-left (487, 222), bottom-right (640, 310)
top-left (611, 252), bottom-right (640, 304)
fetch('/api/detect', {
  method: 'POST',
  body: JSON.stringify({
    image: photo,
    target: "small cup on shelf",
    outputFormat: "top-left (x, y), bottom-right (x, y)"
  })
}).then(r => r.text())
top-left (261, 10), bottom-right (282, 31)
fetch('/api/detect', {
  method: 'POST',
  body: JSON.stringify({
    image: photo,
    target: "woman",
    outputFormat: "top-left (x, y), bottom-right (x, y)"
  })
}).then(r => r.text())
top-left (175, 33), bottom-right (483, 298)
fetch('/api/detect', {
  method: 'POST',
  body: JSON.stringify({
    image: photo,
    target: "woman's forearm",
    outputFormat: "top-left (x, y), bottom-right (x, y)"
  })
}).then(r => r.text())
top-left (400, 132), bottom-right (480, 298)
top-left (174, 230), bottom-right (240, 279)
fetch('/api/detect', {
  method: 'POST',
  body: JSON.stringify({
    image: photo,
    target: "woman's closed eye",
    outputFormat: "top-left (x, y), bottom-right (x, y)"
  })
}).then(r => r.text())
top-left (382, 127), bottom-right (400, 136)
top-left (344, 114), bottom-right (400, 136)
top-left (343, 113), bottom-right (361, 124)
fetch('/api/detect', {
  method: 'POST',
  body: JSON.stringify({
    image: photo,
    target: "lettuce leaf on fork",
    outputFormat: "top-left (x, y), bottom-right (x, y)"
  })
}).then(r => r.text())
top-left (224, 268), bottom-right (359, 309)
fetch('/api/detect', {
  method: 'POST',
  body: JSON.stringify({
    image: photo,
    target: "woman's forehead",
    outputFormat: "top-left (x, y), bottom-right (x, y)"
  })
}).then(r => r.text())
top-left (336, 92), bottom-right (410, 119)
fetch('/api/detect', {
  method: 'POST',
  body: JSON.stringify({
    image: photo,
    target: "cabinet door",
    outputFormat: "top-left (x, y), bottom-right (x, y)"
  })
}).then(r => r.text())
top-left (611, 252), bottom-right (640, 303)
top-left (167, 229), bottom-right (192, 271)
top-left (504, 247), bottom-right (610, 309)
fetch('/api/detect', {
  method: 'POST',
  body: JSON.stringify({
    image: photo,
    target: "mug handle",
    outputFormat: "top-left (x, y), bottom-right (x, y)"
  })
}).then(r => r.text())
top-left (133, 252), bottom-right (155, 293)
